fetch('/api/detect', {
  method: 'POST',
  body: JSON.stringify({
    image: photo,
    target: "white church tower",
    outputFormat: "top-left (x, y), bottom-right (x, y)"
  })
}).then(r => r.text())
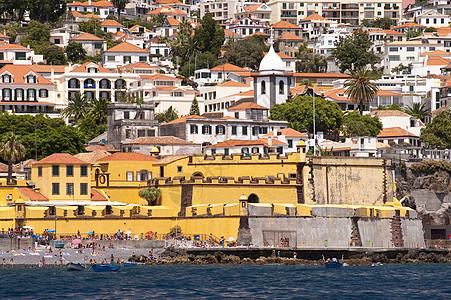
top-left (254, 28), bottom-right (292, 109)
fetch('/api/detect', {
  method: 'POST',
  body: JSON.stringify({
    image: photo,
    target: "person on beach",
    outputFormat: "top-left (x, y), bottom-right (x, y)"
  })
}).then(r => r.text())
top-left (293, 252), bottom-right (297, 259)
top-left (2, 258), bottom-right (5, 267)
top-left (10, 258), bottom-right (13, 267)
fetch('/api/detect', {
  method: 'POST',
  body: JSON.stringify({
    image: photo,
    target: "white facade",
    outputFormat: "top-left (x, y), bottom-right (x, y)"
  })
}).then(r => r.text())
top-left (102, 42), bottom-right (150, 69)
top-left (416, 9), bottom-right (450, 27)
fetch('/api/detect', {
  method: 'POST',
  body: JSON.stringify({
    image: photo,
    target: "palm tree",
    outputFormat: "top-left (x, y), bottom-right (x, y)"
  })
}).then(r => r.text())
top-left (405, 103), bottom-right (431, 121)
top-left (111, 0), bottom-right (130, 19)
top-left (139, 187), bottom-right (162, 206)
top-left (88, 97), bottom-right (110, 125)
top-left (62, 93), bottom-right (89, 123)
top-left (0, 132), bottom-right (25, 184)
top-left (344, 67), bottom-right (380, 115)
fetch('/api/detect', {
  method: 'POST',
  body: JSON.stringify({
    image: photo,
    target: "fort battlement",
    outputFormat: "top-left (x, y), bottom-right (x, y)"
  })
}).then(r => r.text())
top-left (151, 174), bottom-right (298, 186)
top-left (186, 151), bottom-right (305, 165)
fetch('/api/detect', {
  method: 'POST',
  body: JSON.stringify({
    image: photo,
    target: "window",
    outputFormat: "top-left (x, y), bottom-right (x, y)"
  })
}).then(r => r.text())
top-left (242, 126), bottom-right (248, 135)
top-left (126, 171), bottom-right (134, 181)
top-left (54, 38), bottom-right (61, 44)
top-left (224, 148), bottom-right (229, 156)
top-left (172, 92), bottom-right (183, 97)
top-left (52, 165), bottom-right (59, 176)
top-left (15, 52), bottom-right (26, 60)
top-left (26, 75), bottom-right (36, 83)
top-left (231, 126), bottom-right (237, 135)
top-left (66, 165), bottom-right (74, 177)
top-left (147, 129), bottom-right (155, 137)
top-left (80, 183), bottom-right (88, 195)
top-left (252, 127), bottom-right (260, 136)
top-left (66, 183), bottom-right (74, 195)
top-left (234, 112), bottom-right (239, 119)
top-left (406, 47), bottom-right (415, 52)
top-left (288, 140), bottom-right (293, 148)
top-left (125, 129), bottom-right (131, 139)
top-left (38, 166), bottom-right (42, 177)
top-left (216, 125), bottom-right (225, 135)
top-left (52, 183), bottom-right (60, 195)
top-left (190, 124), bottom-right (198, 134)
top-left (279, 80), bottom-right (284, 94)
top-left (2, 74), bottom-right (11, 83)
top-left (2, 88), bottom-right (11, 101)
top-left (389, 47), bottom-right (398, 52)
top-left (202, 125), bottom-right (211, 134)
top-left (27, 89), bottom-right (36, 101)
top-left (139, 56), bottom-right (147, 62)
top-left (261, 80), bottom-right (266, 94)
top-left (177, 166), bottom-right (183, 173)
top-left (138, 129), bottom-right (145, 137)
top-left (39, 89), bottom-right (48, 98)
top-left (80, 166), bottom-right (88, 177)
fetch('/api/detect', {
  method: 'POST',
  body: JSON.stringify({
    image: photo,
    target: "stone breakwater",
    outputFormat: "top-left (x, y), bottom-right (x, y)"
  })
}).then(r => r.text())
top-left (145, 247), bottom-right (451, 265)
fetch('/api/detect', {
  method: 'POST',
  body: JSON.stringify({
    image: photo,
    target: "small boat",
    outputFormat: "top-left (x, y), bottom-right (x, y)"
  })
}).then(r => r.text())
top-left (325, 261), bottom-right (342, 269)
top-left (123, 262), bottom-right (137, 267)
top-left (92, 264), bottom-right (121, 272)
top-left (66, 262), bottom-right (86, 271)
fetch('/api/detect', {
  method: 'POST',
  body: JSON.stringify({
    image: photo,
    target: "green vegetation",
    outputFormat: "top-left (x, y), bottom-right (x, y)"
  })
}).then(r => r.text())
top-left (295, 42), bottom-right (327, 73)
top-left (344, 67), bottom-right (380, 115)
top-left (331, 29), bottom-right (380, 73)
top-left (155, 106), bottom-right (179, 123)
top-left (168, 225), bottom-right (182, 237)
top-left (189, 97), bottom-right (200, 115)
top-left (341, 111), bottom-right (382, 137)
top-left (65, 42), bottom-right (87, 63)
top-left (139, 187), bottom-right (162, 206)
top-left (223, 35), bottom-right (268, 71)
top-left (0, 132), bottom-right (25, 181)
top-left (111, 0), bottom-right (130, 19)
top-left (41, 44), bottom-right (68, 65)
top-left (270, 95), bottom-right (343, 135)
top-left (420, 109), bottom-right (451, 149)
top-left (361, 17), bottom-right (394, 29)
top-left (0, 114), bottom-right (85, 160)
top-left (405, 102), bottom-right (431, 121)
top-left (0, 0), bottom-right (65, 23)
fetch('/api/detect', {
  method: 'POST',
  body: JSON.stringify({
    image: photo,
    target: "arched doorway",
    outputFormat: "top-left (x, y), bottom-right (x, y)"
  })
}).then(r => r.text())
top-left (248, 193), bottom-right (259, 203)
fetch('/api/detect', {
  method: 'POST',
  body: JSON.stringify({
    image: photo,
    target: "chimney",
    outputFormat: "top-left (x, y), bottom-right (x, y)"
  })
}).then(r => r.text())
top-left (268, 137), bottom-right (272, 147)
top-left (51, 68), bottom-right (54, 82)
top-left (89, 0), bottom-right (92, 5)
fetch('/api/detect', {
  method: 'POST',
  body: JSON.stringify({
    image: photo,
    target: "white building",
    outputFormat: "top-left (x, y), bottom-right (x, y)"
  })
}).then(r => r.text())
top-left (416, 9), bottom-right (450, 28)
top-left (101, 20), bottom-right (125, 33)
top-left (121, 136), bottom-right (202, 155)
top-left (0, 44), bottom-right (43, 65)
top-left (200, 80), bottom-right (253, 112)
top-left (368, 110), bottom-right (425, 137)
top-left (234, 3), bottom-right (272, 24)
top-left (225, 16), bottom-right (267, 37)
top-left (298, 13), bottom-right (337, 41)
top-left (194, 63), bottom-right (250, 86)
top-left (67, 0), bottom-right (116, 19)
top-left (102, 42), bottom-right (150, 69)
top-left (70, 33), bottom-right (107, 57)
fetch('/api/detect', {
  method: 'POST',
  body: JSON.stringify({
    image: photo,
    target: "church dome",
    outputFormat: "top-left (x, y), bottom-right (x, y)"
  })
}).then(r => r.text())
top-left (259, 44), bottom-right (285, 76)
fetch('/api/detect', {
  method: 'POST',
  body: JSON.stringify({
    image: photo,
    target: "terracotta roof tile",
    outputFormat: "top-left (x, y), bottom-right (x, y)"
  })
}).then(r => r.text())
top-left (210, 63), bottom-right (248, 72)
top-left (242, 4), bottom-right (264, 11)
top-left (139, 74), bottom-right (181, 81)
top-left (166, 17), bottom-right (181, 26)
top-left (162, 115), bottom-right (206, 125)
top-left (262, 128), bottom-right (307, 138)
top-left (70, 62), bottom-right (112, 73)
top-left (28, 65), bottom-right (67, 73)
top-left (227, 102), bottom-right (268, 110)
top-left (154, 0), bottom-right (183, 3)
top-left (0, 43), bottom-right (29, 50)
top-left (16, 188), bottom-right (48, 201)
top-left (74, 151), bottom-right (111, 163)
top-left (301, 13), bottom-right (328, 22)
top-left (104, 42), bottom-right (149, 53)
top-left (215, 81), bottom-right (250, 87)
top-left (91, 188), bottom-right (108, 201)
top-left (71, 32), bottom-right (105, 41)
top-left (226, 90), bottom-right (255, 98)
top-left (368, 110), bottom-right (411, 117)
top-left (278, 31), bottom-right (304, 40)
top-left (123, 136), bottom-right (196, 145)
top-left (377, 127), bottom-right (418, 138)
top-left (393, 22), bottom-right (426, 29)
top-left (33, 153), bottom-right (89, 165)
top-left (263, 51), bottom-right (296, 59)
top-left (121, 62), bottom-right (159, 69)
top-left (272, 21), bottom-right (301, 29)
top-left (292, 72), bottom-right (350, 78)
top-left (205, 138), bottom-right (286, 148)
top-left (224, 29), bottom-right (242, 38)
top-left (153, 155), bottom-right (189, 165)
top-left (101, 20), bottom-right (124, 27)
top-left (0, 65), bottom-right (53, 84)
top-left (95, 152), bottom-right (157, 162)
top-left (368, 29), bottom-right (406, 36)
top-left (147, 5), bottom-right (188, 15)
top-left (426, 56), bottom-right (451, 66)
top-left (420, 50), bottom-right (450, 56)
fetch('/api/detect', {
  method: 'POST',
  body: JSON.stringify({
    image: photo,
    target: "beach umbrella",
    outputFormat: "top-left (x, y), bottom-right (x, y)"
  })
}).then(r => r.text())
top-left (46, 229), bottom-right (56, 233)
top-left (87, 231), bottom-right (93, 234)
top-left (146, 231), bottom-right (153, 234)
top-left (22, 226), bottom-right (33, 229)
top-left (227, 237), bottom-right (235, 242)
top-left (72, 239), bottom-right (82, 244)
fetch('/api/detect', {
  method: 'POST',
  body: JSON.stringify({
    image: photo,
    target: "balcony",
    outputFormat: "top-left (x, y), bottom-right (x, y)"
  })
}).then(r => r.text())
top-left (84, 83), bottom-right (96, 88)
top-left (281, 14), bottom-right (297, 18)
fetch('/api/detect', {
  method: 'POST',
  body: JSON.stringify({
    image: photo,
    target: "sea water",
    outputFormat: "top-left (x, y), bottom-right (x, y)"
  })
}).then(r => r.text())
top-left (0, 264), bottom-right (450, 299)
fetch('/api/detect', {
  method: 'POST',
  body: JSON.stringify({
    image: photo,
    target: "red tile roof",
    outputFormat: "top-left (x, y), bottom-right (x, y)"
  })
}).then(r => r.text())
top-left (28, 65), bottom-right (67, 73)
top-left (139, 74), bottom-right (181, 81)
top-left (68, 0), bottom-right (114, 7)
top-left (91, 188), bottom-right (108, 201)
top-left (278, 32), bottom-right (304, 41)
top-left (368, 29), bottom-right (406, 36)
top-left (163, 115), bottom-right (206, 125)
top-left (292, 72), bottom-right (350, 78)
top-left (75, 151), bottom-right (111, 163)
top-left (272, 21), bottom-right (301, 29)
top-left (210, 63), bottom-right (248, 72)
top-left (70, 62), bottom-right (112, 73)
top-left (16, 187), bottom-right (48, 201)
top-left (33, 153), bottom-right (89, 165)
top-left (0, 43), bottom-right (29, 50)
top-left (420, 50), bottom-right (450, 56)
top-left (205, 138), bottom-right (286, 148)
top-left (262, 128), bottom-right (307, 138)
top-left (301, 13), bottom-right (328, 22)
top-left (224, 29), bottom-right (242, 38)
top-left (71, 32), bottom-right (105, 41)
top-left (377, 127), bottom-right (418, 138)
top-left (426, 56), bottom-right (451, 66)
top-left (96, 152), bottom-right (158, 162)
top-left (227, 102), bottom-right (268, 110)
top-left (104, 42), bottom-right (149, 53)
top-left (0, 65), bottom-right (53, 84)
top-left (147, 5), bottom-right (188, 15)
top-left (368, 110), bottom-right (411, 117)
top-left (216, 81), bottom-right (250, 87)
top-left (154, 0), bottom-right (183, 3)
top-left (166, 17), bottom-right (181, 26)
top-left (227, 90), bottom-right (255, 98)
top-left (121, 62), bottom-right (158, 69)
top-left (393, 22), bottom-right (426, 29)
top-left (101, 20), bottom-right (124, 27)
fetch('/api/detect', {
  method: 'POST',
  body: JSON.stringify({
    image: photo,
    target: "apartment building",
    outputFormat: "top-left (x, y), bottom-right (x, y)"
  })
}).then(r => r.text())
top-left (267, 0), bottom-right (402, 25)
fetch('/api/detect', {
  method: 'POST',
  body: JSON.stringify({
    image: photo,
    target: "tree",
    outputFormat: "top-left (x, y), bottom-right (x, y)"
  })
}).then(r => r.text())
top-left (152, 13), bottom-right (166, 27)
top-left (223, 35), bottom-right (268, 71)
top-left (42, 44), bottom-right (68, 65)
top-left (295, 42), bottom-right (327, 73)
top-left (341, 111), bottom-right (382, 137)
top-left (138, 187), bottom-right (162, 206)
top-left (405, 102), bottom-right (431, 121)
top-left (0, 114), bottom-right (85, 160)
top-left (0, 0), bottom-right (30, 22)
top-left (269, 95), bottom-right (343, 135)
top-left (0, 132), bottom-right (25, 182)
top-left (391, 63), bottom-right (412, 75)
top-left (79, 20), bottom-right (108, 39)
top-left (420, 109), bottom-right (451, 149)
top-left (344, 67), bottom-right (380, 115)
top-left (28, 0), bottom-right (66, 23)
top-left (65, 42), bottom-right (87, 63)
top-left (377, 104), bottom-right (403, 111)
top-left (155, 106), bottom-right (179, 123)
top-left (424, 27), bottom-right (437, 32)
top-left (111, 0), bottom-right (130, 19)
top-left (179, 51), bottom-right (218, 77)
top-left (331, 29), bottom-right (380, 73)
top-left (61, 93), bottom-right (89, 122)
top-left (20, 20), bottom-right (51, 52)
top-left (189, 97), bottom-right (200, 115)
top-left (361, 17), bottom-right (394, 29)
top-left (194, 13), bottom-right (224, 57)
top-left (405, 28), bottom-right (423, 40)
